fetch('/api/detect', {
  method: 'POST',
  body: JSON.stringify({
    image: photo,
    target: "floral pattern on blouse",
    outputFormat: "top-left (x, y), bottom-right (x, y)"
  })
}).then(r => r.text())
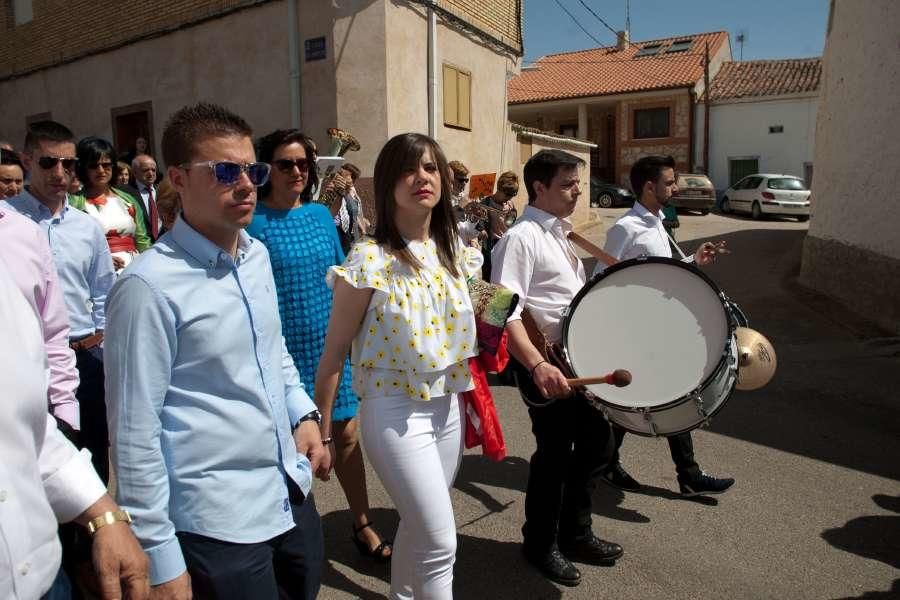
top-left (327, 237), bottom-right (483, 401)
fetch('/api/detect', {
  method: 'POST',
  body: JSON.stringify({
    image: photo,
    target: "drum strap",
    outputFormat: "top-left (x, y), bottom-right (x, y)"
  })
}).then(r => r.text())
top-left (666, 230), bottom-right (689, 260)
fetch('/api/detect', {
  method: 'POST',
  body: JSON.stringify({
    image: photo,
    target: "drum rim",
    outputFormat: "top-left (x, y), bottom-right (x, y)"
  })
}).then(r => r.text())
top-left (562, 256), bottom-right (735, 409)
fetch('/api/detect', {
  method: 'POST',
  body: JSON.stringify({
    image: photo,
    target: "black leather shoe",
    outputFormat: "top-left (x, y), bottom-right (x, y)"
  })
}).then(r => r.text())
top-left (559, 533), bottom-right (624, 565)
top-left (678, 472), bottom-right (735, 497)
top-left (599, 463), bottom-right (642, 492)
top-left (522, 547), bottom-right (582, 586)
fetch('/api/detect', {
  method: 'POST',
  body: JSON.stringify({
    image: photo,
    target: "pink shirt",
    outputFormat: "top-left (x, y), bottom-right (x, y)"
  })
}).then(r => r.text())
top-left (0, 205), bottom-right (80, 429)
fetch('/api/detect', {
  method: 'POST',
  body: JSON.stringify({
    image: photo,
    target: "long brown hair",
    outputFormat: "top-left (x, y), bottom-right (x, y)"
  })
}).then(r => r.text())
top-left (373, 133), bottom-right (460, 277)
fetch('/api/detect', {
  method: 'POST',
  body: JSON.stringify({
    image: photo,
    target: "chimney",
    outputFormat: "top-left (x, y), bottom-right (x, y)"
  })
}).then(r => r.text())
top-left (617, 30), bottom-right (630, 51)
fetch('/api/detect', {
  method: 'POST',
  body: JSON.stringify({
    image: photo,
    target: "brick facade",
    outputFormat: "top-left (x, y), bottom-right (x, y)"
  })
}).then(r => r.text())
top-left (0, 0), bottom-right (272, 79)
top-left (617, 92), bottom-right (693, 186)
top-left (439, 0), bottom-right (522, 53)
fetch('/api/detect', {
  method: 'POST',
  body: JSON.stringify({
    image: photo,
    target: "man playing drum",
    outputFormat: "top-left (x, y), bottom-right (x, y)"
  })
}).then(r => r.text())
top-left (491, 149), bottom-right (623, 588)
top-left (595, 155), bottom-right (735, 497)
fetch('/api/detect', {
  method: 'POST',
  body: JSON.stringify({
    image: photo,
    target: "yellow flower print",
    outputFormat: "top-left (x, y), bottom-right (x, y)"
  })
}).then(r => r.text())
top-left (391, 327), bottom-right (399, 335)
top-left (408, 339), bottom-right (416, 349)
top-left (446, 323), bottom-right (455, 334)
top-left (376, 350), bottom-right (385, 360)
top-left (419, 391), bottom-right (427, 400)
top-left (450, 311), bottom-right (457, 319)
top-left (390, 357), bottom-right (398, 366)
top-left (365, 253), bottom-right (375, 262)
top-left (391, 380), bottom-right (400, 388)
top-left (423, 327), bottom-right (433, 337)
top-left (430, 361), bottom-right (438, 369)
top-left (388, 293), bottom-right (396, 303)
top-left (368, 326), bottom-right (377, 336)
top-left (393, 345), bottom-right (402, 354)
top-left (375, 379), bottom-right (383, 389)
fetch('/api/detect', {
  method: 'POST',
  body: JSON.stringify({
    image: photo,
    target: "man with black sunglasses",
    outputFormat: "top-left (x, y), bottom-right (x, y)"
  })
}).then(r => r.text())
top-left (105, 102), bottom-right (326, 600)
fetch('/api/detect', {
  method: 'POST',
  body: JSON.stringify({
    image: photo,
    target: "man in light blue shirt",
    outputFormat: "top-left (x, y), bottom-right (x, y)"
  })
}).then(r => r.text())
top-left (105, 102), bottom-right (329, 600)
top-left (4, 120), bottom-right (116, 484)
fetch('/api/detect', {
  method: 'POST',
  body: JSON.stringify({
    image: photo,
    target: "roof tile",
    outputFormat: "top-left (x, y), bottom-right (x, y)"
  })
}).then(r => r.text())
top-left (708, 58), bottom-right (822, 101)
top-left (508, 31), bottom-right (729, 104)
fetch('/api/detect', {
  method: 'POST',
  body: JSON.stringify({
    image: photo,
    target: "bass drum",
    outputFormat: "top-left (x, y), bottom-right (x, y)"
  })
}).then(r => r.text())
top-left (561, 257), bottom-right (739, 436)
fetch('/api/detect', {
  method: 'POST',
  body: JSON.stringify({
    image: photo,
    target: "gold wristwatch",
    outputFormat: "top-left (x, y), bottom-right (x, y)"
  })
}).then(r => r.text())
top-left (86, 510), bottom-right (133, 535)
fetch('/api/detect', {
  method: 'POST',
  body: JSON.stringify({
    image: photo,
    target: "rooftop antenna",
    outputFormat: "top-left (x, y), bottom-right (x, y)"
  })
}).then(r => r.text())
top-left (625, 0), bottom-right (631, 36)
top-left (735, 29), bottom-right (748, 60)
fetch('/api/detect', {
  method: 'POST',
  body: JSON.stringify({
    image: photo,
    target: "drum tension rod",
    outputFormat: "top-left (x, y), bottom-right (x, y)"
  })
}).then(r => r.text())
top-left (640, 408), bottom-right (660, 438)
top-left (691, 392), bottom-right (711, 428)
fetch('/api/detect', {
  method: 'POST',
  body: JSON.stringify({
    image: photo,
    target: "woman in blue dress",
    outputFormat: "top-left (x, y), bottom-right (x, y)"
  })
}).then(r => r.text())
top-left (248, 129), bottom-right (392, 561)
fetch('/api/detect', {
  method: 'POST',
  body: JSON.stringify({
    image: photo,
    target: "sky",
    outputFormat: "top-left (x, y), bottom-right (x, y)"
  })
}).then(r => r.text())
top-left (523, 0), bottom-right (829, 63)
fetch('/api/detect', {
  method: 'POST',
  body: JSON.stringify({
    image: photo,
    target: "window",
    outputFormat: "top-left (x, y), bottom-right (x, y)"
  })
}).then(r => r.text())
top-left (559, 124), bottom-right (577, 138)
top-left (769, 125), bottom-right (784, 134)
top-left (443, 64), bottom-right (471, 130)
top-left (767, 177), bottom-right (807, 191)
top-left (635, 44), bottom-right (662, 57)
top-left (633, 107), bottom-right (670, 139)
top-left (668, 39), bottom-right (693, 53)
top-left (14, 0), bottom-right (33, 25)
top-left (729, 158), bottom-right (759, 186)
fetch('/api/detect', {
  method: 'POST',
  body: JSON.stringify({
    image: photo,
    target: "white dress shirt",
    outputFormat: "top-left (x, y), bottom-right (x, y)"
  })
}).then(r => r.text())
top-left (0, 261), bottom-right (107, 599)
top-left (490, 204), bottom-right (586, 343)
top-left (594, 201), bottom-right (692, 277)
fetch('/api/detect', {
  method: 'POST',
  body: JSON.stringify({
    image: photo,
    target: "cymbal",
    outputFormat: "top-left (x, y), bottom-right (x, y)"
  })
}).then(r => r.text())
top-left (735, 327), bottom-right (777, 391)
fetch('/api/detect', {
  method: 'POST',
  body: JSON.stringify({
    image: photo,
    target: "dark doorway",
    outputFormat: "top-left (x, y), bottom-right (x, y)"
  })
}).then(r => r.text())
top-left (111, 102), bottom-right (155, 161)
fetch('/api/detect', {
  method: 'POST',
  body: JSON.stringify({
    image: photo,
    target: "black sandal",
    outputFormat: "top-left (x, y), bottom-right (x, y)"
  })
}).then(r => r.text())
top-left (352, 521), bottom-right (393, 563)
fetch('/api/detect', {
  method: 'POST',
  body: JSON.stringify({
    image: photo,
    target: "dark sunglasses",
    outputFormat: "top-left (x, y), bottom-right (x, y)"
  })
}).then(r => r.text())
top-left (88, 161), bottom-right (114, 170)
top-left (37, 156), bottom-right (78, 171)
top-left (181, 160), bottom-right (271, 187)
top-left (273, 158), bottom-right (311, 173)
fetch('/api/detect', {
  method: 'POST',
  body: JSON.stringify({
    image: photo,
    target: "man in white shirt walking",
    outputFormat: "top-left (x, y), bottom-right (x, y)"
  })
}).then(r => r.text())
top-left (595, 154), bottom-right (734, 498)
top-left (491, 149), bottom-right (622, 588)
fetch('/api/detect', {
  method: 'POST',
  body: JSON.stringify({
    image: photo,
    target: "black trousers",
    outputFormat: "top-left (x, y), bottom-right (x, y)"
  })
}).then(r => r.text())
top-left (513, 360), bottom-right (615, 555)
top-left (59, 342), bottom-right (109, 599)
top-left (73, 344), bottom-right (109, 484)
top-left (177, 491), bottom-right (324, 600)
top-left (611, 425), bottom-right (701, 480)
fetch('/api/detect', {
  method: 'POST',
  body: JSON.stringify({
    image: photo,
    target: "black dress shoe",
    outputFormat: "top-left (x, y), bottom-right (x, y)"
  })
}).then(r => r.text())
top-left (559, 533), bottom-right (624, 565)
top-left (522, 547), bottom-right (582, 586)
top-left (678, 472), bottom-right (735, 497)
top-left (599, 462), bottom-right (642, 492)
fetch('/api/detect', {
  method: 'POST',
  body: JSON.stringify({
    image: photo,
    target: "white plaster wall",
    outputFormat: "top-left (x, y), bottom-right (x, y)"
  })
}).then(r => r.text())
top-left (807, 0), bottom-right (900, 260)
top-left (0, 1), bottom-right (291, 164)
top-left (704, 96), bottom-right (819, 192)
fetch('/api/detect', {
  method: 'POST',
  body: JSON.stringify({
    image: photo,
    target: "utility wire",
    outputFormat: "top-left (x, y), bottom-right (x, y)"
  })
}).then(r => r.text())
top-left (576, 0), bottom-right (622, 40)
top-left (553, 0), bottom-right (607, 47)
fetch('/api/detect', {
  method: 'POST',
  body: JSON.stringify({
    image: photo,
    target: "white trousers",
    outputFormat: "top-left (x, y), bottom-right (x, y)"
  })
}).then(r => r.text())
top-left (360, 393), bottom-right (463, 600)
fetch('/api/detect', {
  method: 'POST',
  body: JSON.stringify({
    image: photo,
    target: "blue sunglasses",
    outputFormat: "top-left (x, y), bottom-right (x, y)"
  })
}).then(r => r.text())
top-left (181, 160), bottom-right (271, 187)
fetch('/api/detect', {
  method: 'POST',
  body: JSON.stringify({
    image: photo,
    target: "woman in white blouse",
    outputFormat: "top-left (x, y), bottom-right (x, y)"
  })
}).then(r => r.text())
top-left (71, 137), bottom-right (150, 272)
top-left (315, 133), bottom-right (482, 599)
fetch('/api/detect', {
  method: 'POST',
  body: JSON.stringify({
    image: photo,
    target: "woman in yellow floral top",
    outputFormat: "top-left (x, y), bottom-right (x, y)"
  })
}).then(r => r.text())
top-left (315, 133), bottom-right (481, 599)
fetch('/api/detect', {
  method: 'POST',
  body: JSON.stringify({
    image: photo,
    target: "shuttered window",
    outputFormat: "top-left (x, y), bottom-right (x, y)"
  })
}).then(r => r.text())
top-left (443, 64), bottom-right (472, 130)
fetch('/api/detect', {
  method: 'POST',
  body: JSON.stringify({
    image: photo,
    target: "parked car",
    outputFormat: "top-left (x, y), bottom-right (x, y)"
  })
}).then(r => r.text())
top-left (721, 174), bottom-right (810, 221)
top-left (670, 173), bottom-right (715, 214)
top-left (590, 177), bottom-right (635, 208)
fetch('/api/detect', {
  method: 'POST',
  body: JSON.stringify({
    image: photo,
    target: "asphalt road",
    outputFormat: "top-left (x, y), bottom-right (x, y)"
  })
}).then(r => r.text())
top-left (315, 209), bottom-right (900, 599)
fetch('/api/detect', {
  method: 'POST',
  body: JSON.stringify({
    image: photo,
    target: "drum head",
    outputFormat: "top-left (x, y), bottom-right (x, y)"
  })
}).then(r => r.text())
top-left (564, 258), bottom-right (730, 408)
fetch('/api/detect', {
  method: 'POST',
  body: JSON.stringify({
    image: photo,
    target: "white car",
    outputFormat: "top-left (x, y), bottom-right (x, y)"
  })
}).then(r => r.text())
top-left (721, 174), bottom-right (810, 221)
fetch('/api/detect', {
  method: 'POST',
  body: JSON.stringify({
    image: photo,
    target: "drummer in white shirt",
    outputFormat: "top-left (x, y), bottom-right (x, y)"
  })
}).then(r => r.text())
top-left (594, 154), bottom-right (734, 498)
top-left (491, 149), bottom-right (622, 588)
